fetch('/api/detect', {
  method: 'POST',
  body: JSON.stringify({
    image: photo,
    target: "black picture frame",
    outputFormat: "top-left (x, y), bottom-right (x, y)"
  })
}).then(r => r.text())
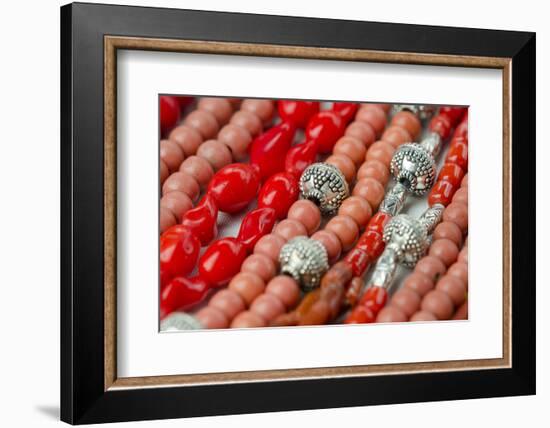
top-left (61, 2), bottom-right (535, 424)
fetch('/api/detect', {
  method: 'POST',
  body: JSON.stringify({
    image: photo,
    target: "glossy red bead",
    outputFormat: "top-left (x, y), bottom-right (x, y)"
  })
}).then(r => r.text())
top-left (159, 225), bottom-right (201, 285)
top-left (345, 306), bottom-right (375, 324)
top-left (237, 207), bottom-right (277, 251)
top-left (439, 106), bottom-right (466, 124)
top-left (284, 140), bottom-right (318, 180)
top-left (429, 114), bottom-right (453, 140)
top-left (437, 163), bottom-right (465, 188)
top-left (198, 237), bottom-right (247, 287)
top-left (305, 111), bottom-right (345, 153)
top-left (367, 212), bottom-right (392, 234)
top-left (428, 180), bottom-right (455, 206)
top-left (207, 163), bottom-right (260, 213)
top-left (258, 172), bottom-right (299, 219)
top-left (160, 96), bottom-right (181, 136)
top-left (356, 230), bottom-right (385, 261)
top-left (333, 102), bottom-right (359, 123)
top-left (176, 96), bottom-right (194, 109)
top-left (359, 286), bottom-right (388, 313)
top-left (277, 100), bottom-right (320, 128)
top-left (250, 121), bottom-right (296, 181)
top-left (180, 194), bottom-right (218, 245)
top-left (446, 141), bottom-right (468, 171)
top-left (454, 120), bottom-right (469, 140)
top-left (160, 276), bottom-right (209, 317)
top-left (344, 248), bottom-right (371, 277)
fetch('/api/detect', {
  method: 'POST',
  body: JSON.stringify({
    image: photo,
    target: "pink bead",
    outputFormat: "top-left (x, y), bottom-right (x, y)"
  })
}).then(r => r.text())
top-left (195, 306), bottom-right (229, 329)
top-left (443, 202), bottom-right (468, 233)
top-left (325, 154), bottom-right (356, 183)
top-left (356, 105), bottom-right (387, 136)
top-left (376, 306), bottom-right (407, 323)
top-left (391, 111), bottom-right (422, 139)
top-left (250, 293), bottom-right (285, 321)
top-left (461, 174), bottom-right (468, 187)
top-left (230, 310), bottom-right (267, 328)
top-left (159, 207), bottom-right (176, 233)
top-left (357, 159), bottom-right (390, 185)
top-left (338, 196), bottom-right (372, 228)
top-left (160, 139), bottom-right (185, 172)
top-left (365, 140), bottom-right (395, 167)
top-left (447, 263), bottom-right (468, 285)
top-left (345, 121), bottom-right (376, 147)
top-left (287, 200), bottom-right (321, 234)
top-left (333, 136), bottom-right (367, 166)
top-left (228, 272), bottom-right (266, 306)
top-left (162, 171), bottom-right (200, 201)
top-left (160, 160), bottom-right (169, 183)
top-left (196, 139), bottom-right (233, 171)
top-left (410, 310), bottom-right (437, 322)
top-left (415, 256), bottom-right (446, 282)
top-left (209, 289), bottom-right (246, 320)
top-left (391, 288), bottom-right (421, 317)
top-left (436, 275), bottom-right (467, 306)
top-left (452, 187), bottom-right (469, 206)
top-left (230, 110), bottom-right (263, 136)
top-left (265, 276), bottom-right (301, 308)
top-left (179, 155), bottom-right (214, 189)
top-left (421, 290), bottom-right (454, 320)
top-left (241, 253), bottom-right (277, 282)
top-left (184, 109), bottom-right (219, 139)
top-left (254, 234), bottom-right (286, 263)
top-left (433, 221), bottom-right (463, 247)
top-left (218, 123), bottom-right (252, 161)
top-left (274, 219), bottom-right (307, 241)
top-left (160, 191), bottom-right (193, 221)
top-left (325, 215), bottom-right (359, 251)
top-left (198, 97), bottom-right (233, 124)
top-left (429, 238), bottom-right (459, 267)
top-left (372, 103), bottom-right (391, 113)
top-left (381, 125), bottom-right (412, 148)
top-left (311, 230), bottom-right (342, 263)
top-left (352, 178), bottom-right (385, 209)
top-left (458, 248), bottom-right (468, 264)
top-left (168, 125), bottom-right (203, 156)
top-left (241, 99), bottom-right (275, 125)
top-left (403, 272), bottom-right (434, 297)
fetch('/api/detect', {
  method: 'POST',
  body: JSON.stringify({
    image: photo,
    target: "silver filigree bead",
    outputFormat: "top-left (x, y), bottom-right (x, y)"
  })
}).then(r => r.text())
top-left (379, 182), bottom-right (408, 216)
top-left (160, 313), bottom-right (203, 331)
top-left (279, 236), bottom-right (329, 291)
top-left (299, 162), bottom-right (349, 215)
top-left (383, 214), bottom-right (429, 268)
top-left (390, 143), bottom-right (436, 195)
top-left (392, 104), bottom-right (436, 120)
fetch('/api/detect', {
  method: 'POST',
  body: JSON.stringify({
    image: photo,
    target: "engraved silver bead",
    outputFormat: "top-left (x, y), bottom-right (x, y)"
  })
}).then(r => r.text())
top-left (160, 312), bottom-right (203, 331)
top-left (390, 143), bottom-right (437, 195)
top-left (279, 236), bottom-right (329, 291)
top-left (299, 162), bottom-right (349, 215)
top-left (392, 104), bottom-right (436, 120)
top-left (382, 214), bottom-right (429, 268)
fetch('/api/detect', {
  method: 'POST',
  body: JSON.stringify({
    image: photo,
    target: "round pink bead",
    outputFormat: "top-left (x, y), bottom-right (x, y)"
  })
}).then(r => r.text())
top-left (352, 178), bottom-right (385, 209)
top-left (325, 215), bottom-right (359, 251)
top-left (333, 136), bottom-right (367, 166)
top-left (429, 238), bottom-right (460, 267)
top-left (461, 174), bottom-right (468, 187)
top-left (228, 272), bottom-right (265, 306)
top-left (160, 191), bottom-right (193, 221)
top-left (410, 310), bottom-right (437, 322)
top-left (184, 109), bottom-right (219, 139)
top-left (159, 207), bottom-right (176, 233)
top-left (458, 248), bottom-right (468, 264)
top-left (311, 230), bottom-right (342, 263)
top-left (356, 105), bottom-right (387, 136)
top-left (357, 160), bottom-right (389, 185)
top-left (436, 275), bottom-right (467, 306)
top-left (326, 154), bottom-right (356, 183)
top-left (160, 160), bottom-right (169, 183)
top-left (195, 306), bottom-right (229, 329)
top-left (376, 306), bottom-right (407, 323)
top-left (433, 221), bottom-right (463, 247)
top-left (209, 289), bottom-right (246, 320)
top-left (160, 139), bottom-right (185, 173)
top-left (452, 187), bottom-right (469, 206)
top-left (381, 125), bottom-right (412, 148)
top-left (345, 121), bottom-right (376, 147)
top-left (447, 262), bottom-right (468, 285)
top-left (230, 110), bottom-right (263, 136)
top-left (391, 288), bottom-right (421, 318)
top-left (287, 200), bottom-right (321, 235)
top-left (218, 123), bottom-right (252, 161)
top-left (168, 125), bottom-right (203, 156)
top-left (241, 99), bottom-right (274, 125)
top-left (421, 290), bottom-right (454, 320)
top-left (365, 140), bottom-right (395, 167)
top-left (338, 196), bottom-right (373, 228)
top-left (198, 97), bottom-right (233, 124)
top-left (179, 155), bottom-right (214, 189)
top-left (241, 253), bottom-right (277, 282)
top-left (254, 234), bottom-right (286, 264)
top-left (265, 276), bottom-right (301, 308)
top-left (196, 139), bottom-right (233, 171)
top-left (415, 256), bottom-right (446, 282)
top-left (162, 171), bottom-right (200, 201)
top-left (274, 219), bottom-right (307, 241)
top-left (403, 272), bottom-right (434, 297)
top-left (230, 310), bottom-right (267, 328)
top-left (250, 293), bottom-right (285, 321)
top-left (443, 202), bottom-right (468, 233)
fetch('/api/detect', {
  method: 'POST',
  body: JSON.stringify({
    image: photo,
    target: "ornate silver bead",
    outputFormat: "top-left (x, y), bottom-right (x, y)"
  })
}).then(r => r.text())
top-left (379, 182), bottom-right (408, 216)
top-left (279, 236), bottom-right (329, 291)
top-left (160, 312), bottom-right (203, 331)
top-left (392, 104), bottom-right (436, 120)
top-left (383, 214), bottom-right (429, 268)
top-left (299, 162), bottom-right (349, 215)
top-left (390, 143), bottom-right (436, 195)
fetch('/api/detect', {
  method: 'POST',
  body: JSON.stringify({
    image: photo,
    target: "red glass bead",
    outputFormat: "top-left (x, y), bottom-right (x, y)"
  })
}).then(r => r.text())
top-left (439, 106), bottom-right (466, 124)
top-left (356, 230), bottom-right (385, 260)
top-left (159, 225), bottom-right (200, 285)
top-left (277, 100), bottom-right (320, 128)
top-left (284, 140), bottom-right (319, 180)
top-left (180, 194), bottom-right (218, 245)
top-left (305, 111), bottom-right (345, 153)
top-left (428, 180), bottom-right (455, 206)
top-left (344, 248), bottom-right (371, 277)
top-left (367, 212), bottom-right (392, 234)
top-left (333, 102), bottom-right (359, 123)
top-left (250, 121), bottom-right (296, 181)
top-left (359, 286), bottom-right (388, 313)
top-left (454, 120), bottom-right (468, 140)
top-left (207, 163), bottom-right (260, 213)
top-left (345, 305), bottom-right (375, 324)
top-left (437, 163), bottom-right (464, 188)
top-left (198, 237), bottom-right (247, 287)
top-left (446, 141), bottom-right (468, 171)
top-left (237, 207), bottom-right (277, 251)
top-left (258, 172), bottom-right (299, 219)
top-left (160, 96), bottom-right (181, 136)
top-left (160, 276), bottom-right (209, 318)
top-left (429, 114), bottom-right (453, 140)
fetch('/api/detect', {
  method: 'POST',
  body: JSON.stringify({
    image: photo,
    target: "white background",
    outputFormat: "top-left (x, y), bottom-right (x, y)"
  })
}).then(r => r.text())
top-left (0, 0), bottom-right (546, 427)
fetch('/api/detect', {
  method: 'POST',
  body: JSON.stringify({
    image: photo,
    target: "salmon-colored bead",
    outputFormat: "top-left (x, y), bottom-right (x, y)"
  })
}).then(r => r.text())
top-left (159, 207), bottom-right (176, 233)
top-left (198, 97), bottom-right (233, 124)
top-left (250, 293), bottom-right (285, 321)
top-left (443, 202), bottom-right (468, 233)
top-left (458, 248), bottom-right (468, 264)
top-left (184, 109), bottom-right (219, 139)
top-left (179, 155), bottom-right (214, 189)
top-left (230, 310), bottom-right (267, 328)
top-left (230, 110), bottom-right (263, 136)
top-left (162, 171), bottom-right (200, 201)
top-left (461, 174), bottom-right (468, 187)
top-left (333, 136), bottom-right (367, 166)
top-left (433, 222), bottom-right (463, 247)
top-left (160, 191), bottom-right (193, 221)
top-left (365, 140), bottom-right (395, 167)
top-left (196, 139), bottom-right (233, 171)
top-left (403, 272), bottom-right (434, 297)
top-left (391, 288), bottom-right (421, 317)
top-left (218, 123), bottom-right (252, 161)
top-left (436, 275), bottom-right (467, 306)
top-left (373, 103), bottom-right (391, 113)
top-left (415, 256), bottom-right (446, 282)
top-left (274, 219), bottom-right (307, 241)
top-left (168, 125), bottom-right (203, 156)
top-left (195, 306), bottom-right (229, 329)
top-left (376, 306), bottom-right (407, 323)
top-left (452, 187), bottom-right (469, 206)
top-left (228, 272), bottom-right (266, 306)
top-left (352, 178), bottom-right (385, 209)
top-left (241, 99), bottom-right (275, 125)
top-left (288, 200), bottom-right (321, 235)
top-left (325, 154), bottom-right (356, 183)
top-left (311, 230), bottom-right (342, 263)
top-left (410, 310), bottom-right (437, 322)
top-left (428, 180), bottom-right (455, 206)
top-left (160, 139), bottom-right (185, 172)
top-left (325, 215), bottom-right (359, 251)
top-left (338, 196), bottom-right (373, 228)
top-left (253, 234), bottom-right (286, 263)
top-left (345, 121), bottom-right (376, 147)
top-left (356, 105), bottom-right (387, 136)
top-left (391, 110), bottom-right (422, 139)
top-left (357, 160), bottom-right (390, 185)
top-left (452, 301), bottom-right (468, 320)
top-left (241, 253), bottom-right (277, 282)
top-left (265, 276), bottom-right (301, 308)
top-left (421, 290), bottom-right (454, 320)
top-left (438, 163), bottom-right (465, 188)
top-left (209, 289), bottom-right (246, 320)
top-left (381, 125), bottom-right (412, 148)
top-left (160, 160), bottom-right (169, 183)
top-left (447, 263), bottom-right (468, 285)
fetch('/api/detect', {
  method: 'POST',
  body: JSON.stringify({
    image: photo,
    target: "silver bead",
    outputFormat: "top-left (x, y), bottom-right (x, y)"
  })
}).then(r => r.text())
top-left (160, 312), bottom-right (203, 331)
top-left (383, 214), bottom-right (429, 268)
top-left (379, 182), bottom-right (408, 216)
top-left (390, 143), bottom-right (436, 195)
top-left (419, 131), bottom-right (443, 158)
top-left (299, 162), bottom-right (349, 215)
top-left (368, 247), bottom-right (398, 290)
top-left (279, 236), bottom-right (329, 291)
top-left (392, 104), bottom-right (436, 120)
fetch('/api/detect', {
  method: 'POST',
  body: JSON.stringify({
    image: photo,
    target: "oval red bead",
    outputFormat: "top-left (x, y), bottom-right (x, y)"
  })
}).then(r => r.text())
top-left (359, 286), bottom-right (388, 313)
top-left (428, 180), bottom-right (456, 206)
top-left (284, 140), bottom-right (318, 180)
top-left (345, 305), bottom-right (376, 324)
top-left (198, 237), bottom-right (247, 287)
top-left (237, 207), bottom-right (277, 251)
top-left (180, 193), bottom-right (218, 245)
top-left (159, 225), bottom-right (201, 286)
top-left (437, 163), bottom-right (465, 188)
top-left (344, 248), bottom-right (370, 277)
top-left (429, 114), bottom-right (453, 140)
top-left (439, 106), bottom-right (466, 124)
top-left (160, 96), bottom-right (180, 136)
top-left (207, 163), bottom-right (260, 213)
top-left (356, 230), bottom-right (385, 261)
top-left (305, 111), bottom-right (345, 153)
top-left (332, 102), bottom-right (359, 123)
top-left (367, 212), bottom-right (392, 234)
top-left (277, 100), bottom-right (320, 128)
top-left (160, 276), bottom-right (209, 317)
top-left (446, 141), bottom-right (469, 171)
top-left (257, 172), bottom-right (299, 219)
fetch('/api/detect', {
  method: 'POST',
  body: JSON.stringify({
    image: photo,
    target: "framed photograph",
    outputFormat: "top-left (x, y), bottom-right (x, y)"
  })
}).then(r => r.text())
top-left (61, 2), bottom-right (536, 424)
